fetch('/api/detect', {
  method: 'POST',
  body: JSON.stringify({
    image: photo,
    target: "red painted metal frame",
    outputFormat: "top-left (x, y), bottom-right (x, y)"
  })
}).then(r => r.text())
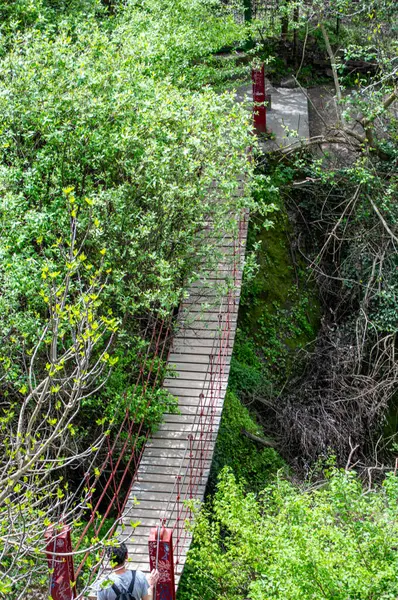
top-left (72, 314), bottom-right (174, 589)
top-left (252, 64), bottom-right (267, 133)
top-left (45, 525), bottom-right (76, 600)
top-left (149, 526), bottom-right (176, 600)
top-left (49, 203), bottom-right (247, 598)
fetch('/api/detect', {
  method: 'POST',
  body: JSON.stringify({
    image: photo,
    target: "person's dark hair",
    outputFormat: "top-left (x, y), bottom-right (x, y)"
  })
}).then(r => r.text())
top-left (107, 542), bottom-right (128, 567)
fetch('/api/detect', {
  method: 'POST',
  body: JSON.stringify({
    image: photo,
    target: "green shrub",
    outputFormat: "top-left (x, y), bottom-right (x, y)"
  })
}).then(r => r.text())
top-left (179, 467), bottom-right (398, 600)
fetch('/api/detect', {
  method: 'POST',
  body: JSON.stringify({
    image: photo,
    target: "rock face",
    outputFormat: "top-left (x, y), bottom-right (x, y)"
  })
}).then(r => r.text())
top-left (264, 77), bottom-right (277, 95)
top-left (279, 75), bottom-right (297, 88)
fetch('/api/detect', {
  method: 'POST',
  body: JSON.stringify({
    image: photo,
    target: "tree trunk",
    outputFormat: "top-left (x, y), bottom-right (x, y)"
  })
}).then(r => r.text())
top-left (281, 15), bottom-right (289, 41)
top-left (293, 6), bottom-right (299, 63)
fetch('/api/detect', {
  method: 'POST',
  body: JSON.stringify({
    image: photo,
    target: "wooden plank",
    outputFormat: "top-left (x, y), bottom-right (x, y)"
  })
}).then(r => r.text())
top-left (178, 310), bottom-right (238, 321)
top-left (125, 540), bottom-right (192, 558)
top-left (146, 436), bottom-right (217, 450)
top-left (176, 319), bottom-right (237, 332)
top-left (156, 421), bottom-right (221, 433)
top-left (173, 330), bottom-right (225, 342)
top-left (165, 380), bottom-right (228, 392)
top-left (138, 453), bottom-right (212, 465)
top-left (188, 275), bottom-right (242, 287)
top-left (169, 376), bottom-right (229, 388)
top-left (171, 335), bottom-right (221, 347)
top-left (180, 304), bottom-right (227, 314)
top-left (167, 362), bottom-right (230, 374)
top-left (161, 420), bottom-right (221, 431)
top-left (131, 480), bottom-right (209, 496)
top-left (122, 529), bottom-right (192, 545)
top-left (164, 370), bottom-right (228, 383)
top-left (181, 288), bottom-right (239, 302)
top-left (140, 447), bottom-right (208, 459)
top-left (149, 429), bottom-right (218, 442)
top-left (124, 551), bottom-right (189, 568)
top-left (124, 500), bottom-right (178, 514)
top-left (171, 338), bottom-right (233, 351)
top-left (138, 468), bottom-right (210, 484)
top-left (136, 468), bottom-right (211, 482)
top-left (123, 501), bottom-right (186, 516)
top-left (151, 423), bottom-right (220, 438)
top-left (175, 390), bottom-right (227, 401)
top-left (133, 483), bottom-right (206, 497)
top-left (123, 509), bottom-right (202, 525)
top-left (176, 406), bottom-right (222, 417)
top-left (134, 470), bottom-right (211, 485)
top-left (167, 389), bottom-right (226, 400)
top-left (167, 375), bottom-right (228, 386)
top-left (121, 521), bottom-right (183, 535)
top-left (161, 413), bottom-right (210, 423)
top-left (165, 370), bottom-right (230, 382)
top-left (177, 314), bottom-right (238, 326)
top-left (168, 352), bottom-right (219, 364)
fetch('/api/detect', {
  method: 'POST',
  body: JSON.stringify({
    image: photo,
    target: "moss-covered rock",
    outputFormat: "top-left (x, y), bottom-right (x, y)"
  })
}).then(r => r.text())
top-left (210, 390), bottom-right (285, 491)
top-left (234, 168), bottom-right (321, 390)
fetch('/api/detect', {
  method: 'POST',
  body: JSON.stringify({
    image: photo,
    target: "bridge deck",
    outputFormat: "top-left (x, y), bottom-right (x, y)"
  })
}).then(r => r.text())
top-left (119, 207), bottom-right (248, 587)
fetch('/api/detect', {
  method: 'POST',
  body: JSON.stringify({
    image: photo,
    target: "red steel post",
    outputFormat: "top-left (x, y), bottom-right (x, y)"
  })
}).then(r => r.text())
top-left (45, 525), bottom-right (76, 600)
top-left (252, 64), bottom-right (267, 133)
top-left (149, 527), bottom-right (176, 600)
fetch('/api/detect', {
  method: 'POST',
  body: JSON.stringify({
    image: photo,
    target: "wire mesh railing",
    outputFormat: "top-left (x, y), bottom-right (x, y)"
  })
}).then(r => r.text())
top-left (70, 312), bottom-right (176, 593)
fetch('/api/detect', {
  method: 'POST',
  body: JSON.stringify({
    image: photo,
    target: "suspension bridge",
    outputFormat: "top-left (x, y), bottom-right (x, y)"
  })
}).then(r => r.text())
top-left (44, 67), bottom-right (310, 600)
top-left (55, 198), bottom-right (250, 600)
top-left (118, 206), bottom-right (248, 587)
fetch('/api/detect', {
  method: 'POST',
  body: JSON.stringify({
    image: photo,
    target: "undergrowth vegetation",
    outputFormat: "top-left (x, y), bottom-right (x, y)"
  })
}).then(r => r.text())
top-left (180, 466), bottom-right (398, 600)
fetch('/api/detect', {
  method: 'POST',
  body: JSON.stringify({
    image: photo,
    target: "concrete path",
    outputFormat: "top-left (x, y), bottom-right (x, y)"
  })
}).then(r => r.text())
top-left (236, 82), bottom-right (310, 148)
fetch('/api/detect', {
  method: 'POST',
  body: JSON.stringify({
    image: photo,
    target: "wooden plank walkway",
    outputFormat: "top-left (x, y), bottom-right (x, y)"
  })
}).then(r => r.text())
top-left (118, 207), bottom-right (249, 588)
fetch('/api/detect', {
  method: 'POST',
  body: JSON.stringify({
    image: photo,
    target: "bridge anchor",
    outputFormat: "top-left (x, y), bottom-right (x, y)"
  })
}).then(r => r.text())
top-left (45, 524), bottom-right (76, 600)
top-left (148, 526), bottom-right (176, 600)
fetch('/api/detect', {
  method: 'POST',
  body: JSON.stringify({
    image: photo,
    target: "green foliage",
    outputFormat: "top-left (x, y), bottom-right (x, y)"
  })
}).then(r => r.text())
top-left (179, 467), bottom-right (398, 600)
top-left (119, 0), bottom-right (247, 88)
top-left (71, 517), bottom-right (117, 587)
top-left (229, 338), bottom-right (266, 399)
top-left (0, 0), bottom-right (111, 47)
top-left (0, 1), bottom-right (254, 593)
top-left (0, 0), bottom-right (254, 403)
top-left (211, 391), bottom-right (285, 489)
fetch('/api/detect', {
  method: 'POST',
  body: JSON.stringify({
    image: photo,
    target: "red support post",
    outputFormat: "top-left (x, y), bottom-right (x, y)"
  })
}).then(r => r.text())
top-left (45, 525), bottom-right (76, 600)
top-left (148, 527), bottom-right (176, 600)
top-left (252, 64), bottom-right (267, 133)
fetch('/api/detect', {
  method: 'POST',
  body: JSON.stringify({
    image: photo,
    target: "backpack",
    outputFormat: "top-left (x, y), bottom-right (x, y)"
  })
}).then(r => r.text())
top-left (111, 570), bottom-right (137, 600)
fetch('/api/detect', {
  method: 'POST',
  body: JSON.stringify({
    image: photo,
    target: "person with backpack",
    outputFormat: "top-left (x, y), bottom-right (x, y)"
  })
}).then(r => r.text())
top-left (91, 542), bottom-right (159, 600)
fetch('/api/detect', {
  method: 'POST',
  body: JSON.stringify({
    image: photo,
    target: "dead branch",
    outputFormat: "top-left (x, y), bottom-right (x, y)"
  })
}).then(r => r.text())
top-left (241, 428), bottom-right (278, 448)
